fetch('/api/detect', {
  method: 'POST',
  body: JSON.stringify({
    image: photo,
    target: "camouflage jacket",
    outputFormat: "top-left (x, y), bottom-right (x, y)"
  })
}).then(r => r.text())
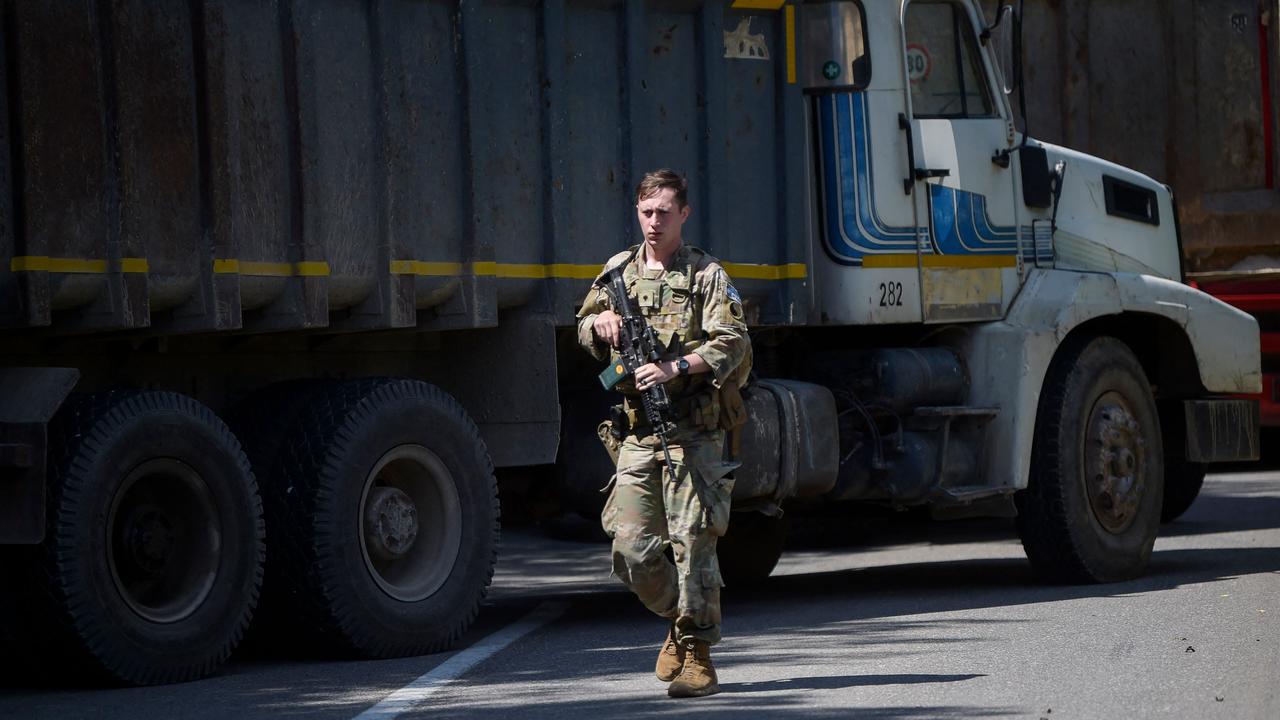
top-left (576, 244), bottom-right (750, 399)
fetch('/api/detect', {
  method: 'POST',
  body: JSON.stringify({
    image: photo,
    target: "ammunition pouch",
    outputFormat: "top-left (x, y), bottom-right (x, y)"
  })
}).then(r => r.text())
top-left (621, 391), bottom-right (721, 435)
top-left (596, 420), bottom-right (622, 466)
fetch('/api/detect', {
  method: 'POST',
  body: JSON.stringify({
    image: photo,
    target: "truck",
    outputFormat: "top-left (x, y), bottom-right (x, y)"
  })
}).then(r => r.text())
top-left (1000, 0), bottom-right (1280, 510)
top-left (0, 0), bottom-right (1260, 686)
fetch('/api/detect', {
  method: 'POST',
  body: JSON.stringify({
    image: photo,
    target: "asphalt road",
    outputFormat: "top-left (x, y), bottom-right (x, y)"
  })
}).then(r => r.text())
top-left (2, 470), bottom-right (1277, 719)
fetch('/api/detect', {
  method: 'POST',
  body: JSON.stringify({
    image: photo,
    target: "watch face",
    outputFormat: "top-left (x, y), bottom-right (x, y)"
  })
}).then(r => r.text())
top-left (677, 358), bottom-right (690, 374)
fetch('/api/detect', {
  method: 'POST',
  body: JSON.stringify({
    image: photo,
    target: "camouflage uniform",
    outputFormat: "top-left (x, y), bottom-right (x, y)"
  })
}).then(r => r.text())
top-left (576, 244), bottom-right (750, 648)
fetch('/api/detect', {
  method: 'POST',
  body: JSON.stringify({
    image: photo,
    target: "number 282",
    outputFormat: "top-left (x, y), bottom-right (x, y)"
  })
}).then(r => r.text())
top-left (879, 281), bottom-right (904, 307)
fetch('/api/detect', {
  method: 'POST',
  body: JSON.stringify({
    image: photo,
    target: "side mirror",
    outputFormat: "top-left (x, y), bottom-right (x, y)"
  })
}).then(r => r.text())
top-left (1021, 146), bottom-right (1052, 208)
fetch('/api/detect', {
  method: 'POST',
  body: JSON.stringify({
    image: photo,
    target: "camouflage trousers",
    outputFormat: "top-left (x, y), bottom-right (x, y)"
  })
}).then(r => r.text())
top-left (601, 427), bottom-right (737, 647)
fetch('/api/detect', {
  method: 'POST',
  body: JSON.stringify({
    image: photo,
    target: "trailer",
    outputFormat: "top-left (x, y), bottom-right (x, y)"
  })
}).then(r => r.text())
top-left (0, 0), bottom-right (1260, 685)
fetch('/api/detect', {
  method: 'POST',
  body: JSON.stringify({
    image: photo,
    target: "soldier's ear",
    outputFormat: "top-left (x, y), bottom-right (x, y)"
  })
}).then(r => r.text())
top-left (679, 204), bottom-right (691, 222)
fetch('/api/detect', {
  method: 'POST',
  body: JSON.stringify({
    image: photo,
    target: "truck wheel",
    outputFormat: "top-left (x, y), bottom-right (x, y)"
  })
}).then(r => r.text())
top-left (717, 511), bottom-right (790, 585)
top-left (1016, 337), bottom-right (1164, 583)
top-left (1160, 458), bottom-right (1207, 523)
top-left (554, 384), bottom-right (614, 520)
top-left (25, 391), bottom-right (264, 684)
top-left (264, 379), bottom-right (499, 658)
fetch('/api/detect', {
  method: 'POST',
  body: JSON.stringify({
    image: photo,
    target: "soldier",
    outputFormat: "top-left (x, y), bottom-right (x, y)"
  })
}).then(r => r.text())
top-left (576, 169), bottom-right (751, 698)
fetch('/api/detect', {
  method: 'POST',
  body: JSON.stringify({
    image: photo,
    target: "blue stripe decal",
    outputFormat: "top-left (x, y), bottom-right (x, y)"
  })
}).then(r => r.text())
top-left (817, 92), bottom-right (1053, 265)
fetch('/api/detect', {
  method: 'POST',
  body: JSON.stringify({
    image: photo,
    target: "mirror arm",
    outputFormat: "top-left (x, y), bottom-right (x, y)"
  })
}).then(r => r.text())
top-left (1014, 0), bottom-right (1029, 148)
top-left (980, 5), bottom-right (1013, 45)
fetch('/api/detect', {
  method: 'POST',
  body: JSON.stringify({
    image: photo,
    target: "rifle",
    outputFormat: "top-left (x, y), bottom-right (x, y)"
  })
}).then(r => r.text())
top-left (595, 264), bottom-right (679, 483)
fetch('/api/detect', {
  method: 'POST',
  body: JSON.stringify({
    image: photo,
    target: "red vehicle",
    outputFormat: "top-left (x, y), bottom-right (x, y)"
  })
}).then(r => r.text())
top-left (1191, 272), bottom-right (1280, 434)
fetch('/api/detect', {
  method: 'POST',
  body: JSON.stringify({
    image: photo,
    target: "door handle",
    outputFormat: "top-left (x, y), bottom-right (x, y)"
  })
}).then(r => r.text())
top-left (914, 167), bottom-right (951, 180)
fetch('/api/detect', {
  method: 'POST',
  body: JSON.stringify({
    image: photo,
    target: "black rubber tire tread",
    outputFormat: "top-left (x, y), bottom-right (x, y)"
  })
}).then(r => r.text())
top-left (1160, 458), bottom-right (1207, 523)
top-left (553, 383), bottom-right (615, 520)
top-left (260, 378), bottom-right (500, 658)
top-left (225, 380), bottom-right (333, 653)
top-left (717, 511), bottom-right (790, 585)
top-left (10, 391), bottom-right (264, 685)
top-left (1015, 336), bottom-right (1164, 584)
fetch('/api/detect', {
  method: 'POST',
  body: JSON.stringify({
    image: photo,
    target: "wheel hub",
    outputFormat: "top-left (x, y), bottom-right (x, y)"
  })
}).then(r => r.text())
top-left (124, 506), bottom-right (177, 575)
top-left (108, 458), bottom-right (221, 624)
top-left (363, 486), bottom-right (420, 560)
top-left (358, 444), bottom-right (462, 603)
top-left (1085, 398), bottom-right (1146, 534)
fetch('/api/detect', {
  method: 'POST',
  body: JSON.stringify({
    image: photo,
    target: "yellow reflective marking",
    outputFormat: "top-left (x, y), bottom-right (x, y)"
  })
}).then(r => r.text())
top-left (229, 261), bottom-right (332, 277)
top-left (11, 256), bottom-right (149, 273)
top-left (548, 263), bottom-right (603, 279)
top-left (119, 258), bottom-right (150, 273)
top-left (10, 256), bottom-right (48, 272)
top-left (721, 262), bottom-right (808, 280)
top-left (390, 260), bottom-right (465, 276)
top-left (731, 0), bottom-right (786, 9)
top-left (391, 260), bottom-right (804, 280)
top-left (785, 5), bottom-right (796, 84)
top-left (495, 263), bottom-right (548, 279)
top-left (10, 254), bottom-right (807, 282)
top-left (863, 254), bottom-right (1017, 269)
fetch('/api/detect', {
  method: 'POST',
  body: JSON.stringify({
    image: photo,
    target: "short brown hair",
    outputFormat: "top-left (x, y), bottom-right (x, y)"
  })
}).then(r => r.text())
top-left (635, 168), bottom-right (688, 207)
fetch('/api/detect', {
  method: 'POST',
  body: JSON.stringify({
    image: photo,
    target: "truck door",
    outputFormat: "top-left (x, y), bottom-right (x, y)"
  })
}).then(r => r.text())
top-left (902, 0), bottom-right (1022, 322)
top-left (805, 0), bottom-right (929, 326)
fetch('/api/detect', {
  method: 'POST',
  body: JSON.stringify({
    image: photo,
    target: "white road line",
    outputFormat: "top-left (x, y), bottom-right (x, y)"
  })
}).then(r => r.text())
top-left (353, 601), bottom-right (569, 720)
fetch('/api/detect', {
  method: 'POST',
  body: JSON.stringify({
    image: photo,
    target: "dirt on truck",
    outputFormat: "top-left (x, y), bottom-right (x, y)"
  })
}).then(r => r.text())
top-left (0, 0), bottom-right (1262, 686)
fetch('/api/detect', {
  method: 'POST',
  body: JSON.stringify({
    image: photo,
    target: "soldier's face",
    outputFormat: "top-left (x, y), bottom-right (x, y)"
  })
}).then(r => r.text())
top-left (636, 188), bottom-right (690, 257)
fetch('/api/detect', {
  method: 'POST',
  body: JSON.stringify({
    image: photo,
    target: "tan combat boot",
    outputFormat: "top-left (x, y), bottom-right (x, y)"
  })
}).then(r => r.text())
top-left (655, 626), bottom-right (684, 682)
top-left (666, 640), bottom-right (720, 698)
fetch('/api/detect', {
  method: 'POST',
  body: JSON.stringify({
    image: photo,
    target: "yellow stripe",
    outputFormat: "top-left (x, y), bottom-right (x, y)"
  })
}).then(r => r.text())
top-left (389, 260), bottom-right (804, 281)
top-left (230, 260), bottom-right (332, 278)
top-left (237, 261), bottom-right (295, 277)
top-left (120, 258), bottom-right (149, 273)
top-left (731, 0), bottom-right (786, 9)
top-left (547, 263), bottom-right (606, 280)
top-left (785, 5), bottom-right (796, 84)
top-left (863, 254), bottom-right (1018, 269)
top-left (295, 261), bottom-right (330, 277)
top-left (721, 262), bottom-right (808, 280)
top-left (390, 260), bottom-right (465, 276)
top-left (11, 256), bottom-right (48, 272)
top-left (10, 256), bottom-right (143, 273)
top-left (495, 263), bottom-right (549, 279)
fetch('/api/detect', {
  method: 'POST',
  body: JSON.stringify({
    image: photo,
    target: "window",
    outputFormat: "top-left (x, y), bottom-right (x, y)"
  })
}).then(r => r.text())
top-left (800, 1), bottom-right (871, 90)
top-left (905, 0), bottom-right (994, 118)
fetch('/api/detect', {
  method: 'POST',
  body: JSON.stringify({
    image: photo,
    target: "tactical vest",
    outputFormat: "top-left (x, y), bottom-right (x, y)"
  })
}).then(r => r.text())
top-left (626, 251), bottom-right (709, 401)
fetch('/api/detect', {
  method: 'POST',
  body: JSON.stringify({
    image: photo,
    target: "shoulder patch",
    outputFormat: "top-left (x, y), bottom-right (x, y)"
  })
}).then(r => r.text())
top-left (726, 284), bottom-right (741, 304)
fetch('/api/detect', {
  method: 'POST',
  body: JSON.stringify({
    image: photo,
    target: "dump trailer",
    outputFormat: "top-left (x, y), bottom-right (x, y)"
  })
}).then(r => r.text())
top-left (0, 0), bottom-right (1261, 686)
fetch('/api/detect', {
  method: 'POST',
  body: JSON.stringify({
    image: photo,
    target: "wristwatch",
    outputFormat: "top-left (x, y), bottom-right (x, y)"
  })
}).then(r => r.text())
top-left (675, 357), bottom-right (690, 376)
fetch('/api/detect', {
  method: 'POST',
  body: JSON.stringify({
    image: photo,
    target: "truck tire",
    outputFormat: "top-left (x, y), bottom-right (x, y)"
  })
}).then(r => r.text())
top-left (225, 380), bottom-right (331, 652)
top-left (554, 384), bottom-right (614, 520)
top-left (1016, 336), bottom-right (1164, 583)
top-left (20, 391), bottom-right (264, 684)
top-left (262, 379), bottom-right (499, 658)
top-left (717, 511), bottom-right (790, 585)
top-left (1160, 458), bottom-right (1207, 523)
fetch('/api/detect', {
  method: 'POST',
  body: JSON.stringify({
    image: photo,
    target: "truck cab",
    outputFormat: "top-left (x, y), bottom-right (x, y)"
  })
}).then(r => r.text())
top-left (720, 0), bottom-right (1262, 582)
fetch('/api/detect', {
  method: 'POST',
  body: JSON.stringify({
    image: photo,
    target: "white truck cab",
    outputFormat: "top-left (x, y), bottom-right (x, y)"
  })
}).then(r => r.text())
top-left (733, 0), bottom-right (1263, 584)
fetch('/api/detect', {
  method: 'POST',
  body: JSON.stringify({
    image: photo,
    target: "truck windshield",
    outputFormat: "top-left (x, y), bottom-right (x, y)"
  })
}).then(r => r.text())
top-left (906, 0), bottom-right (995, 118)
top-left (800, 1), bottom-right (870, 91)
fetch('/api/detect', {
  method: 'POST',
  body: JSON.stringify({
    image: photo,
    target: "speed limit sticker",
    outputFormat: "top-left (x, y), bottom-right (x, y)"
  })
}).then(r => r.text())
top-left (906, 43), bottom-right (931, 84)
